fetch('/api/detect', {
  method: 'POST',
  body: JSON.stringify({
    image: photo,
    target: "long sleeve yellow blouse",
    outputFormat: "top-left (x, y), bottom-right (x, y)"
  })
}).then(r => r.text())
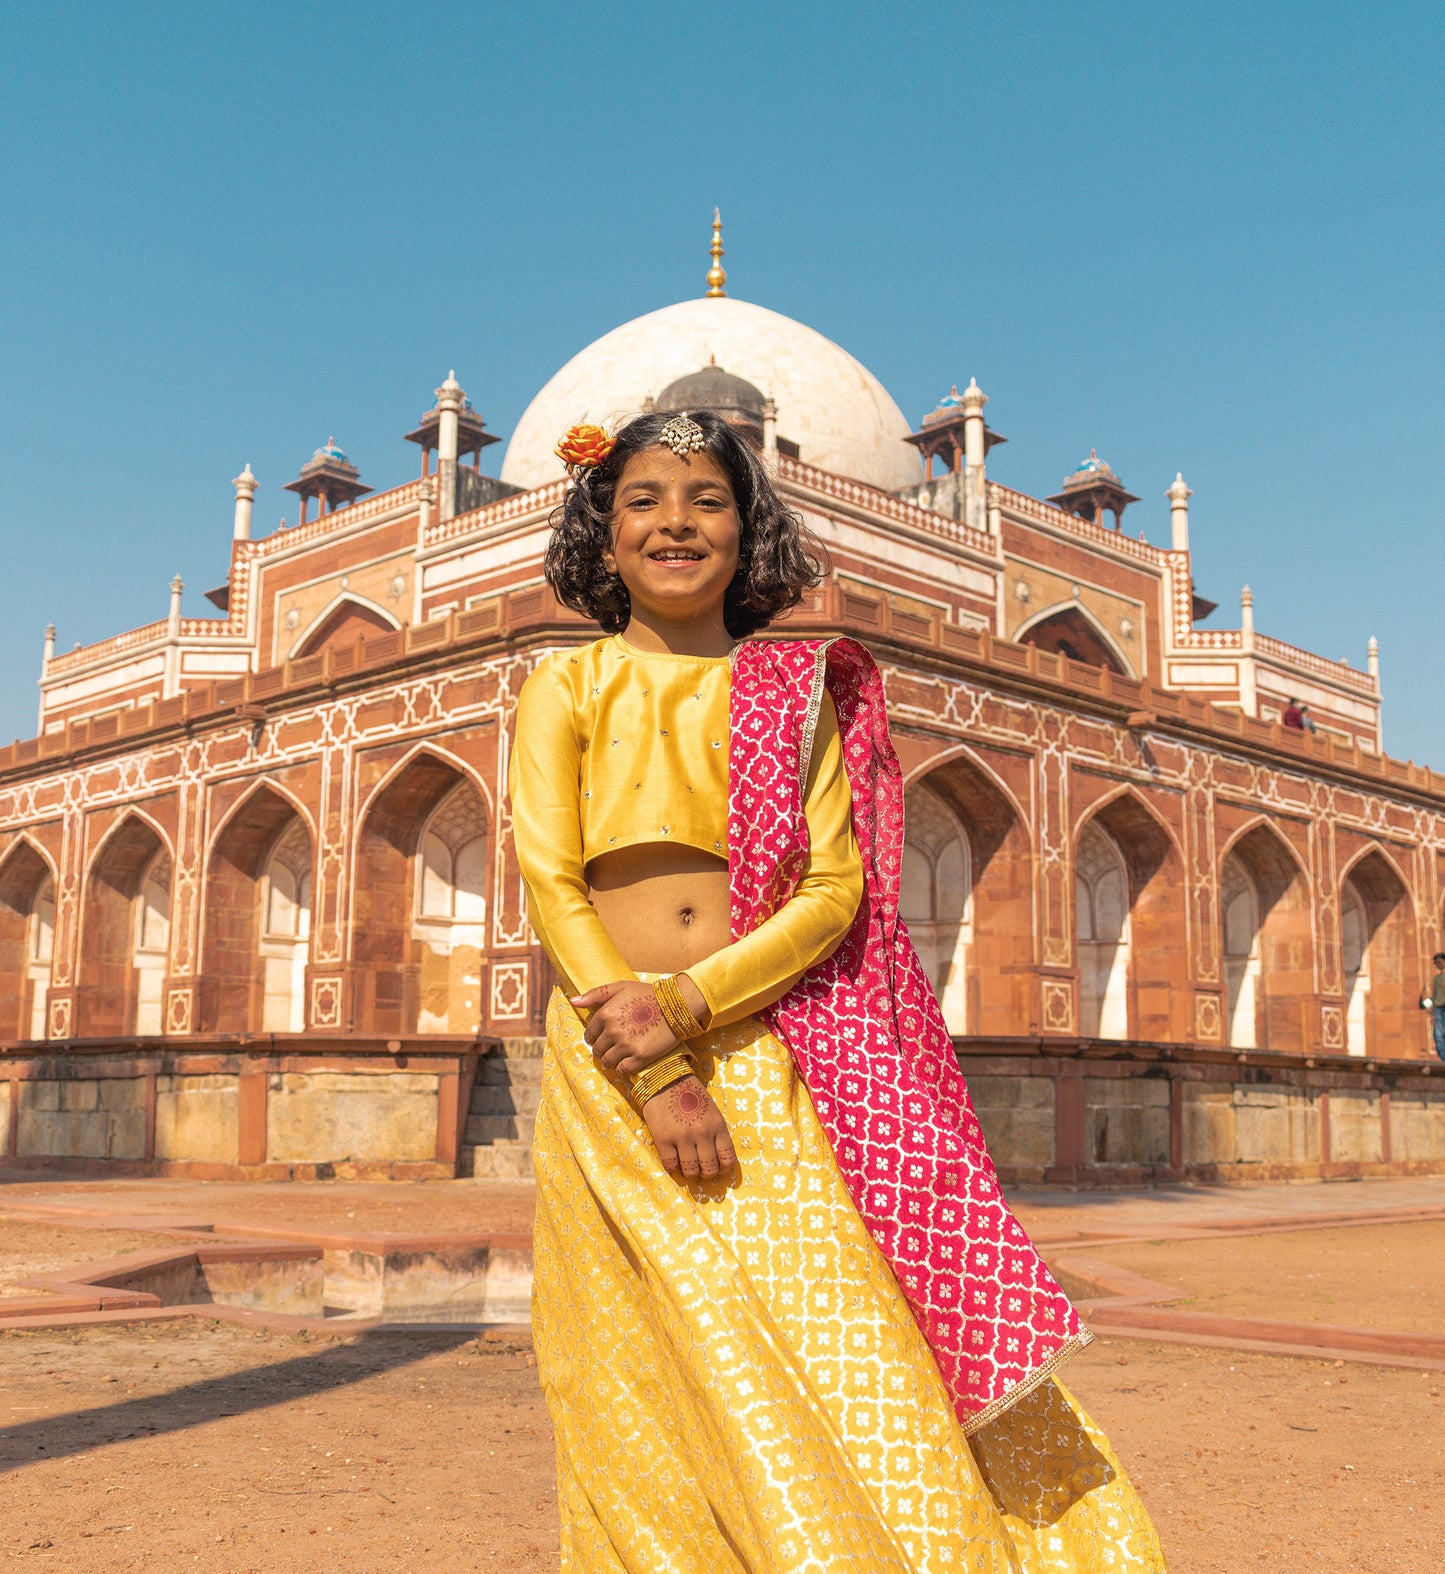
top-left (508, 635), bottom-right (862, 1027)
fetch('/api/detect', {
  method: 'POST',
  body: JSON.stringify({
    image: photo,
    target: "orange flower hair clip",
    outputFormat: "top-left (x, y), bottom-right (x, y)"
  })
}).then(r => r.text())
top-left (555, 423), bottom-right (617, 471)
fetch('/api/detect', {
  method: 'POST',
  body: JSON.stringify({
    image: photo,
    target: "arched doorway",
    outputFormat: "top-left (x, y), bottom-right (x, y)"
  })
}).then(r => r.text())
top-left (1222, 852), bottom-right (1261, 1048)
top-left (260, 818), bottom-right (313, 1031)
top-left (79, 816), bottom-right (172, 1037)
top-left (901, 752), bottom-right (1033, 1037)
top-left (1074, 793), bottom-right (1186, 1042)
top-left (1341, 881), bottom-right (1369, 1055)
top-left (202, 787), bottom-right (313, 1033)
top-left (132, 851), bottom-right (172, 1034)
top-left (0, 841), bottom-right (56, 1039)
top-left (901, 782), bottom-right (972, 1033)
top-left (415, 780), bottom-right (490, 1033)
top-left (1340, 850), bottom-right (1415, 1058)
top-left (1076, 822), bottom-right (1130, 1038)
top-left (26, 877), bottom-right (55, 1041)
top-left (355, 753), bottom-right (492, 1034)
top-left (1220, 823), bottom-right (1313, 1052)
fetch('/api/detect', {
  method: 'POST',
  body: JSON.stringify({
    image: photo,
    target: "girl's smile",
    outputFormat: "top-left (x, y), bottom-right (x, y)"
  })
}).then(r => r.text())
top-left (605, 445), bottom-right (741, 655)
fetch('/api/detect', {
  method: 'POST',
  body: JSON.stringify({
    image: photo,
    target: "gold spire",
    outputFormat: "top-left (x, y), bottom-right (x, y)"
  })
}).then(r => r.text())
top-left (705, 207), bottom-right (727, 298)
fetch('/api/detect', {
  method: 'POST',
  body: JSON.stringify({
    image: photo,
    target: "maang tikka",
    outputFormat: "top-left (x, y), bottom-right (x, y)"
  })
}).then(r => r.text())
top-left (658, 413), bottom-right (706, 458)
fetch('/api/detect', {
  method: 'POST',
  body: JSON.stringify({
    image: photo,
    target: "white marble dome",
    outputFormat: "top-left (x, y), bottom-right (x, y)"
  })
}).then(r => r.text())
top-left (500, 296), bottom-right (921, 493)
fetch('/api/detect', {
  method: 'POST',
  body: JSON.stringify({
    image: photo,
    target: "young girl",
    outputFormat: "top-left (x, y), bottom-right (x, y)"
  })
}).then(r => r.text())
top-left (510, 409), bottom-right (1166, 1572)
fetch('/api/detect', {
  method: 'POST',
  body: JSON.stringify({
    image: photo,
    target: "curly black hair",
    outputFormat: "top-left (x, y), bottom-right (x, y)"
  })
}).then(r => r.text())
top-left (544, 409), bottom-right (826, 638)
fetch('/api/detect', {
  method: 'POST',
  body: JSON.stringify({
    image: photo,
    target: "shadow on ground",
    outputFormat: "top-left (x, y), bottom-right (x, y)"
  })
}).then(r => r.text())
top-left (0, 1328), bottom-right (474, 1473)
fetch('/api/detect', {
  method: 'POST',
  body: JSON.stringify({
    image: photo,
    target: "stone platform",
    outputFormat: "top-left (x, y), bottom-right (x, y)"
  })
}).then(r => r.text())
top-left (4, 1032), bottom-right (1444, 1186)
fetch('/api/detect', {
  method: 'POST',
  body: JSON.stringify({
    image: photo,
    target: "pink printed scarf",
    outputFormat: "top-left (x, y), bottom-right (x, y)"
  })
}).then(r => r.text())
top-left (728, 636), bottom-right (1089, 1434)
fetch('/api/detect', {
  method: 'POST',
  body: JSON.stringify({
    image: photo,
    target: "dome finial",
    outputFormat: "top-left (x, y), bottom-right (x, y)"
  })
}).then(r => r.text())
top-left (705, 207), bottom-right (727, 298)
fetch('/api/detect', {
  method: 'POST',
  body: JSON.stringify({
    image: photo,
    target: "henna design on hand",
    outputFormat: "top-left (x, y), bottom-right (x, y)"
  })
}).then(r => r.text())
top-left (621, 992), bottom-right (664, 1035)
top-left (664, 1079), bottom-right (709, 1126)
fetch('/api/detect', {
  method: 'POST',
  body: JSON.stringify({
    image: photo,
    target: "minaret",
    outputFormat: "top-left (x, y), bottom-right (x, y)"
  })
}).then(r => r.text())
top-left (435, 371), bottom-right (465, 522)
top-left (38, 624), bottom-right (56, 733)
top-left (1167, 473), bottom-right (1192, 552)
top-left (232, 464), bottom-right (257, 542)
top-left (168, 574), bottom-right (184, 637)
top-left (761, 396), bottom-right (778, 474)
top-left (404, 371), bottom-right (499, 520)
top-left (705, 208), bottom-right (727, 298)
top-left (1367, 637), bottom-right (1382, 750)
top-left (961, 379), bottom-right (989, 534)
top-left (1239, 585), bottom-right (1256, 714)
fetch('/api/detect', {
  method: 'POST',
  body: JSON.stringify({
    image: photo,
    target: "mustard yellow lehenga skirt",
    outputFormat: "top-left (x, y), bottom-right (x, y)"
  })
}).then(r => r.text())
top-left (532, 991), bottom-right (1167, 1573)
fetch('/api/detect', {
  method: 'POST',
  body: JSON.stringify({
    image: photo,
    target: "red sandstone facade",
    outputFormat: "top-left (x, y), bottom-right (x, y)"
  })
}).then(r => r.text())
top-left (3, 323), bottom-right (1442, 1185)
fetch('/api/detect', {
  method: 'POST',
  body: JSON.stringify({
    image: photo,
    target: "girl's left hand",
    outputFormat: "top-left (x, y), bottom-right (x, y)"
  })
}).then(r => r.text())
top-left (570, 980), bottom-right (679, 1075)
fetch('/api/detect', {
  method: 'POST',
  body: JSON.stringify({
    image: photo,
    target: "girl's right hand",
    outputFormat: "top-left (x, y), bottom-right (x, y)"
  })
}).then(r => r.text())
top-left (642, 1076), bottom-right (736, 1180)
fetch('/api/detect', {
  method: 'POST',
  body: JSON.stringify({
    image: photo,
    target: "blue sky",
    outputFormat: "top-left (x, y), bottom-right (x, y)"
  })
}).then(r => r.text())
top-left (2, 1), bottom-right (1440, 762)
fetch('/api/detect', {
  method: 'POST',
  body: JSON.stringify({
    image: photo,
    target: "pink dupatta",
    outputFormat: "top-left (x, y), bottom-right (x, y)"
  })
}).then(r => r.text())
top-left (729, 636), bottom-right (1089, 1434)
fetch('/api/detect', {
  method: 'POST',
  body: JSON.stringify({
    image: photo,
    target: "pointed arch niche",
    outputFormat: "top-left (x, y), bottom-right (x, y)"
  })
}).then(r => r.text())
top-left (901, 754), bottom-right (1032, 1036)
top-left (1340, 850), bottom-right (1415, 1057)
top-left (1220, 824), bottom-right (1313, 1051)
top-left (355, 752), bottom-right (492, 1034)
top-left (902, 785), bottom-right (972, 1032)
top-left (1073, 794), bottom-right (1186, 1041)
top-left (78, 815), bottom-right (172, 1037)
top-left (1015, 603), bottom-right (1133, 677)
top-left (1076, 822), bottom-right (1130, 1039)
top-left (201, 787), bottom-right (314, 1033)
top-left (0, 840), bottom-right (56, 1039)
top-left (291, 595), bottom-right (401, 660)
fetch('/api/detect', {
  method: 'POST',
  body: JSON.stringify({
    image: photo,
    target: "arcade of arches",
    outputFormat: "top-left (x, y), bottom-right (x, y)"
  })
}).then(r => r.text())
top-left (0, 769), bottom-right (1435, 1061)
top-left (0, 673), bottom-right (1440, 1187)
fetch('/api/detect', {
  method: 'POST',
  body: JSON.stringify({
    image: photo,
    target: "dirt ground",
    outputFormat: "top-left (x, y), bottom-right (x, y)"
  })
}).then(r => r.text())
top-left (0, 1218), bottom-right (181, 1296)
top-left (1079, 1220), bottom-right (1445, 1334)
top-left (1, 1322), bottom-right (1440, 1573)
top-left (0, 1322), bottom-right (556, 1572)
top-left (0, 1178), bottom-right (539, 1238)
top-left (3, 1177), bottom-right (1443, 1571)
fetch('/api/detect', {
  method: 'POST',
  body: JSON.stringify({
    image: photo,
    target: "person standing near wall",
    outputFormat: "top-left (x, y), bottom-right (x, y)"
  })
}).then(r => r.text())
top-left (1423, 951), bottom-right (1445, 1060)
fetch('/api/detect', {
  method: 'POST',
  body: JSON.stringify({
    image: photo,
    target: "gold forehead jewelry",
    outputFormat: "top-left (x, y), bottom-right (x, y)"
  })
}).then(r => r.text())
top-left (658, 413), bottom-right (706, 458)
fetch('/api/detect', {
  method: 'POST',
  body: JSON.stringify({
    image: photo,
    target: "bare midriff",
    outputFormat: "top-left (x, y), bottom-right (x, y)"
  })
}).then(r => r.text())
top-left (586, 843), bottom-right (731, 978)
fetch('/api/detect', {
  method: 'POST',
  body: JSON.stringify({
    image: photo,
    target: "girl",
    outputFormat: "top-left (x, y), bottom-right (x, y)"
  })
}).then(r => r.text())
top-left (509, 408), bottom-right (1165, 1573)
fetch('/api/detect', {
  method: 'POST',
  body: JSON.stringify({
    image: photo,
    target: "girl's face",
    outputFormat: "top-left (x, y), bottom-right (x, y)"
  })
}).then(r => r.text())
top-left (606, 446), bottom-right (741, 628)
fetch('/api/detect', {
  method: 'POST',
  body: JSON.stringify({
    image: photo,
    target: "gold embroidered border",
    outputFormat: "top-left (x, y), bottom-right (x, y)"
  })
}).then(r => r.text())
top-left (798, 639), bottom-right (838, 801)
top-left (958, 1329), bottom-right (1095, 1437)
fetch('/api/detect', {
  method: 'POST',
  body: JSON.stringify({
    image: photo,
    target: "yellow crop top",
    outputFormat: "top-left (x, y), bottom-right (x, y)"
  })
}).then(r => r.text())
top-left (508, 635), bottom-right (862, 1027)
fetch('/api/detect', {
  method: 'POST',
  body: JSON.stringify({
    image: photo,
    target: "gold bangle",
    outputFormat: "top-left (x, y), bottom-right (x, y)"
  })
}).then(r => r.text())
top-left (629, 1050), bottom-right (695, 1112)
top-left (653, 974), bottom-right (705, 1042)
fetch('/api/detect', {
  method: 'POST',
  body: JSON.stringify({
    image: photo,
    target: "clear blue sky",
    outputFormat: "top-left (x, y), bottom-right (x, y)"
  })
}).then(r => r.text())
top-left (2, 2), bottom-right (1440, 762)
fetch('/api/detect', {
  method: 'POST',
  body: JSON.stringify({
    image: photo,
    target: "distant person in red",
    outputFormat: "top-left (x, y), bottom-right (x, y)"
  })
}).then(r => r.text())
top-left (1282, 698), bottom-right (1305, 730)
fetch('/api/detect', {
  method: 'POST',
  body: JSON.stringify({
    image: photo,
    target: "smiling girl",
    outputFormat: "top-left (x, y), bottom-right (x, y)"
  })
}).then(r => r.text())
top-left (509, 409), bottom-right (1165, 1572)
